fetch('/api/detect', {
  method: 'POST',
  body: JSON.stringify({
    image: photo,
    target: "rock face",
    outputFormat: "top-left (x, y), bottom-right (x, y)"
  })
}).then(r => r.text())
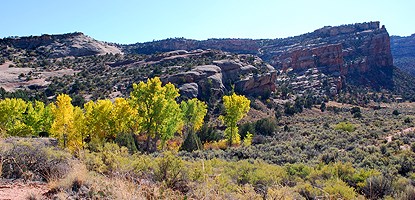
top-left (266, 22), bottom-right (393, 88)
top-left (271, 44), bottom-right (344, 74)
top-left (391, 34), bottom-right (415, 76)
top-left (124, 38), bottom-right (261, 55)
top-left (126, 22), bottom-right (394, 89)
top-left (179, 83), bottom-right (199, 98)
top-left (0, 32), bottom-right (122, 58)
top-left (164, 52), bottom-right (277, 99)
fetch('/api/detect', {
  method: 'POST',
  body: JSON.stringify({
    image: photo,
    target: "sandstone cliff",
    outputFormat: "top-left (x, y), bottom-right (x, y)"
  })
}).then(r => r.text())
top-left (0, 32), bottom-right (122, 58)
top-left (157, 50), bottom-right (277, 99)
top-left (124, 22), bottom-right (394, 89)
top-left (391, 34), bottom-right (415, 76)
top-left (266, 22), bottom-right (393, 89)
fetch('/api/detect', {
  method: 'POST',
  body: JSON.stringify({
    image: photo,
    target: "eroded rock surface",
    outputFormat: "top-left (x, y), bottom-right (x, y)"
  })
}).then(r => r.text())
top-left (1, 32), bottom-right (122, 58)
top-left (126, 22), bottom-right (394, 88)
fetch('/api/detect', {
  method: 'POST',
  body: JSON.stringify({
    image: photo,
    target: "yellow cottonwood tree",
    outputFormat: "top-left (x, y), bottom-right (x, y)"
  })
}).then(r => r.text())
top-left (84, 99), bottom-right (114, 142)
top-left (84, 97), bottom-right (139, 145)
top-left (220, 93), bottom-right (250, 146)
top-left (111, 97), bottom-right (139, 135)
top-left (50, 94), bottom-right (84, 152)
top-left (129, 77), bottom-right (182, 152)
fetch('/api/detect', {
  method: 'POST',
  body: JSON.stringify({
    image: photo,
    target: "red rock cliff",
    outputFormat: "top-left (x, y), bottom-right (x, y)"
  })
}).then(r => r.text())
top-left (268, 22), bottom-right (393, 75)
top-left (125, 21), bottom-right (394, 88)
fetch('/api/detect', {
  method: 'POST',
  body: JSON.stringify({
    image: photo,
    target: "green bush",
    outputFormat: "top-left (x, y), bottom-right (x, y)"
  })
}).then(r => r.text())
top-left (197, 124), bottom-right (221, 143)
top-left (394, 151), bottom-right (415, 176)
top-left (255, 118), bottom-right (277, 136)
top-left (239, 122), bottom-right (256, 139)
top-left (285, 163), bottom-right (312, 179)
top-left (154, 151), bottom-right (186, 190)
top-left (334, 122), bottom-right (355, 132)
top-left (323, 179), bottom-right (357, 200)
top-left (115, 132), bottom-right (138, 153)
top-left (392, 109), bottom-right (400, 115)
top-left (180, 132), bottom-right (202, 152)
top-left (351, 106), bottom-right (362, 118)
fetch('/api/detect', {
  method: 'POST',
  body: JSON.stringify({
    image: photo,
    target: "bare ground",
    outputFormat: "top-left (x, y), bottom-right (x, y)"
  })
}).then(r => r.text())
top-left (385, 127), bottom-right (415, 143)
top-left (0, 61), bottom-right (79, 92)
top-left (0, 179), bottom-right (49, 200)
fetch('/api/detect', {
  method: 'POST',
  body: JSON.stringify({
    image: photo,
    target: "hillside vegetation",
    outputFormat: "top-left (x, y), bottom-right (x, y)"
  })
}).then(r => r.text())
top-left (1, 77), bottom-right (415, 199)
top-left (1, 22), bottom-right (415, 199)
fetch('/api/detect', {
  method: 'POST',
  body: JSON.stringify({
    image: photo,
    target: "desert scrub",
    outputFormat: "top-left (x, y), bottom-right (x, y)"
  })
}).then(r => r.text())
top-left (47, 162), bottom-right (154, 200)
top-left (322, 179), bottom-right (357, 199)
top-left (81, 143), bottom-right (153, 179)
top-left (154, 151), bottom-right (187, 190)
top-left (0, 138), bottom-right (71, 181)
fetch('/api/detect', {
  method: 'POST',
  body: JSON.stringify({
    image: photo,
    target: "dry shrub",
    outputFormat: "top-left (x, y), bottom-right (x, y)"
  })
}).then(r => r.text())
top-left (0, 140), bottom-right (7, 177)
top-left (80, 143), bottom-right (154, 181)
top-left (49, 159), bottom-right (184, 199)
top-left (266, 186), bottom-right (302, 200)
top-left (139, 184), bottom-right (184, 200)
top-left (232, 184), bottom-right (262, 200)
top-left (189, 180), bottom-right (262, 200)
top-left (399, 185), bottom-right (415, 200)
top-left (48, 162), bottom-right (88, 191)
top-left (48, 162), bottom-right (146, 199)
top-left (26, 192), bottom-right (41, 200)
top-left (362, 175), bottom-right (393, 200)
top-left (154, 151), bottom-right (188, 192)
top-left (323, 179), bottom-right (357, 200)
top-left (0, 138), bottom-right (70, 181)
top-left (203, 139), bottom-right (228, 150)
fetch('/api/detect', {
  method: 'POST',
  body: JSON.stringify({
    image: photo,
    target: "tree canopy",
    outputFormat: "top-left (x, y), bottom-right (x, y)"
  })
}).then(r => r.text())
top-left (220, 93), bottom-right (250, 146)
top-left (129, 77), bottom-right (183, 152)
top-left (50, 94), bottom-right (84, 153)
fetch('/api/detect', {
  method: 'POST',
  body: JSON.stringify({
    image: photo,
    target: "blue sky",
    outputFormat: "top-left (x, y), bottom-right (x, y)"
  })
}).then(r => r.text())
top-left (1, 0), bottom-right (413, 44)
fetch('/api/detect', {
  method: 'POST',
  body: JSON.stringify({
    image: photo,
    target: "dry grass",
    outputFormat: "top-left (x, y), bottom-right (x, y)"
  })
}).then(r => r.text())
top-left (48, 161), bottom-right (88, 190)
top-left (47, 161), bottom-right (185, 200)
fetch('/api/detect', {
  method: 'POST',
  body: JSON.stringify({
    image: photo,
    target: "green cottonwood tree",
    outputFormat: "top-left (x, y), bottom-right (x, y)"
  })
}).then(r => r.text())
top-left (180, 98), bottom-right (207, 151)
top-left (129, 77), bottom-right (182, 153)
top-left (23, 100), bottom-right (53, 136)
top-left (0, 98), bottom-right (29, 136)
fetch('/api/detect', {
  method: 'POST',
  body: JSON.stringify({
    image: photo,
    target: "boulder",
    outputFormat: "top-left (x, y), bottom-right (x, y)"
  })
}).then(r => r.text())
top-left (193, 65), bottom-right (221, 75)
top-left (213, 60), bottom-right (243, 71)
top-left (235, 72), bottom-right (277, 96)
top-left (169, 59), bottom-right (275, 99)
top-left (179, 83), bottom-right (199, 98)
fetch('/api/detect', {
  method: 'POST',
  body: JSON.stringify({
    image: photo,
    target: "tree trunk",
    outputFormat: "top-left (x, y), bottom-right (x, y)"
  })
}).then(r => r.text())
top-left (145, 134), bottom-right (151, 153)
top-left (229, 126), bottom-right (233, 146)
